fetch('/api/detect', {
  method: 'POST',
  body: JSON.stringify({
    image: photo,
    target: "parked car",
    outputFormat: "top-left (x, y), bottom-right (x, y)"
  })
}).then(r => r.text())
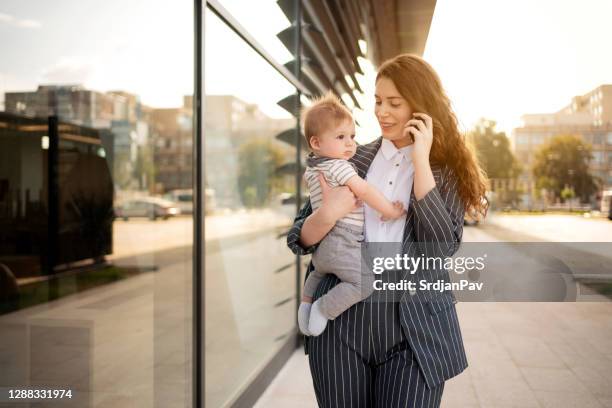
top-left (164, 189), bottom-right (193, 215)
top-left (278, 192), bottom-right (309, 206)
top-left (114, 197), bottom-right (180, 221)
top-left (277, 192), bottom-right (309, 219)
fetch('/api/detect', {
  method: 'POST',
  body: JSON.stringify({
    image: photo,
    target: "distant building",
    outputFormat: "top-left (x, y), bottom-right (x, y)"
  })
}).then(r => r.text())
top-left (558, 84), bottom-right (612, 127)
top-left (512, 85), bottom-right (612, 190)
top-left (4, 85), bottom-right (150, 191)
top-left (5, 85), bottom-right (116, 128)
top-left (150, 101), bottom-right (193, 193)
top-left (203, 95), bottom-right (295, 209)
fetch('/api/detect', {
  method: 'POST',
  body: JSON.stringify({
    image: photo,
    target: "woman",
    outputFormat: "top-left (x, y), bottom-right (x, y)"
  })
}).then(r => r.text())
top-left (287, 54), bottom-right (488, 407)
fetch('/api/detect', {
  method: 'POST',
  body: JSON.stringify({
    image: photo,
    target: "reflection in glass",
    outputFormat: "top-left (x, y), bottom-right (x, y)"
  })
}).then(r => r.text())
top-left (204, 9), bottom-right (298, 407)
top-left (0, 1), bottom-right (193, 406)
top-left (216, 0), bottom-right (293, 65)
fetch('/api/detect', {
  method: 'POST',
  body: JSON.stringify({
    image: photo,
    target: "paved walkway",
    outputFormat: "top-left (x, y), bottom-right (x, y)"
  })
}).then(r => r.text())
top-left (255, 302), bottom-right (612, 408)
top-left (256, 216), bottom-right (612, 407)
top-left (485, 213), bottom-right (612, 242)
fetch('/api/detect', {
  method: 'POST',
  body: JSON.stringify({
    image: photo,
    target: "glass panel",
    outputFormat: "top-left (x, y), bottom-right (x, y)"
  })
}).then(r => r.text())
top-left (218, 0), bottom-right (293, 65)
top-left (204, 8), bottom-right (297, 407)
top-left (0, 1), bottom-right (193, 407)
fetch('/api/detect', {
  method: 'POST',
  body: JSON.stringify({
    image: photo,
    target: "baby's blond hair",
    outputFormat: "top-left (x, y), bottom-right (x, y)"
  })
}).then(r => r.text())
top-left (301, 91), bottom-right (353, 149)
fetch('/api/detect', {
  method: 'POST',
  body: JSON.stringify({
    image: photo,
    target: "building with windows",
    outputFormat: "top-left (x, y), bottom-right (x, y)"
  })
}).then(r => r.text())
top-left (5, 85), bottom-right (115, 128)
top-left (150, 102), bottom-right (193, 193)
top-left (204, 94), bottom-right (295, 209)
top-left (512, 85), bottom-right (612, 191)
top-left (4, 86), bottom-right (150, 191)
top-left (559, 84), bottom-right (612, 127)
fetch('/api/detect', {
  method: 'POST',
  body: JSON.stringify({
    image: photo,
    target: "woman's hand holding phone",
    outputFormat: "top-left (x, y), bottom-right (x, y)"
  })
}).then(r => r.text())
top-left (403, 112), bottom-right (433, 165)
top-left (404, 113), bottom-right (436, 200)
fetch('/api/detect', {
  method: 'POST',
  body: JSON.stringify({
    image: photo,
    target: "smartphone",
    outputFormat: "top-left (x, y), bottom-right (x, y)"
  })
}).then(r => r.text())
top-left (407, 116), bottom-right (426, 143)
top-left (408, 131), bottom-right (415, 143)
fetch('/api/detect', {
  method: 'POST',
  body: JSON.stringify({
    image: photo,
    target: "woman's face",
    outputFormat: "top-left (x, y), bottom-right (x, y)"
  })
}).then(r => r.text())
top-left (375, 77), bottom-right (413, 146)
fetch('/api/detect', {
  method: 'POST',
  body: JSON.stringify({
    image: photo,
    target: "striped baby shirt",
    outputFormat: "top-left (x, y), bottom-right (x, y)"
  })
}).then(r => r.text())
top-left (304, 153), bottom-right (364, 228)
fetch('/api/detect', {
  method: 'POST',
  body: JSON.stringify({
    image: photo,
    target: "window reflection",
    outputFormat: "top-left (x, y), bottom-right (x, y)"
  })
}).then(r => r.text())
top-left (204, 9), bottom-right (298, 408)
top-left (0, 1), bottom-right (193, 407)
top-left (217, 0), bottom-right (293, 65)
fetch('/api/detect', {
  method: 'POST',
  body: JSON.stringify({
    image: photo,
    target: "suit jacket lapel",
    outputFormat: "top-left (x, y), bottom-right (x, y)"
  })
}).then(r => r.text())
top-left (402, 164), bottom-right (443, 249)
top-left (350, 137), bottom-right (382, 178)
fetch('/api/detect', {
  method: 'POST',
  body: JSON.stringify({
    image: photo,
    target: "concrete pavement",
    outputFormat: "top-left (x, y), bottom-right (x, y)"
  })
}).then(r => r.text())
top-left (485, 212), bottom-right (612, 242)
top-left (255, 216), bottom-right (612, 408)
top-left (256, 301), bottom-right (612, 408)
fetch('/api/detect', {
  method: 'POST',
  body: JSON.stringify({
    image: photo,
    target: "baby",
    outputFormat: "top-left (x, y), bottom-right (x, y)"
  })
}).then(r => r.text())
top-left (299, 92), bottom-right (405, 336)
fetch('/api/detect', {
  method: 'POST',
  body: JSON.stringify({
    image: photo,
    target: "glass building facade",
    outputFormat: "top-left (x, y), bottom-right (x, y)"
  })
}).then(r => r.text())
top-left (0, 0), bottom-right (306, 406)
top-left (0, 0), bottom-right (196, 406)
top-left (202, 6), bottom-right (300, 407)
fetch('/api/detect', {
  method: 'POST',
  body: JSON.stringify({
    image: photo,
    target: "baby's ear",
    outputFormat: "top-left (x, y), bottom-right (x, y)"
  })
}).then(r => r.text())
top-left (310, 136), bottom-right (320, 149)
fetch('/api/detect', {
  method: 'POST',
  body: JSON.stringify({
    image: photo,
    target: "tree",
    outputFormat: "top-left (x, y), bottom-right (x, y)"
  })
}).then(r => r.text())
top-left (237, 139), bottom-right (285, 207)
top-left (134, 142), bottom-right (156, 192)
top-left (560, 185), bottom-right (575, 203)
top-left (531, 134), bottom-right (597, 202)
top-left (469, 118), bottom-right (522, 179)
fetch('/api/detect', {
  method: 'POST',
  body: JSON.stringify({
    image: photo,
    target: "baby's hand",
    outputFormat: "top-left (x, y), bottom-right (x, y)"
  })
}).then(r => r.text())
top-left (381, 201), bottom-right (406, 221)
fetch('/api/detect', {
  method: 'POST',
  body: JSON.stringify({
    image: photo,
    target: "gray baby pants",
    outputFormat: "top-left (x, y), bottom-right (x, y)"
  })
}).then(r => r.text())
top-left (303, 223), bottom-right (374, 320)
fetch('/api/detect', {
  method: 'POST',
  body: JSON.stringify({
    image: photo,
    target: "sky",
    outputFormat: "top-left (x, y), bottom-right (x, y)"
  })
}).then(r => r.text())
top-left (424, 0), bottom-right (612, 135)
top-left (0, 0), bottom-right (194, 109)
top-left (1, 0), bottom-right (611, 137)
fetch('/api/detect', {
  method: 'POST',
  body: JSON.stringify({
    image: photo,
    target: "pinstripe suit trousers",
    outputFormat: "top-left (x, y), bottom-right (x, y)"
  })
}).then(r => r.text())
top-left (307, 274), bottom-right (445, 408)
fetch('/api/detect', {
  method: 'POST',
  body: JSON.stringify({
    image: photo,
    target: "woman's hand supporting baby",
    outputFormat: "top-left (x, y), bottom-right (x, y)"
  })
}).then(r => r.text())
top-left (299, 173), bottom-right (360, 248)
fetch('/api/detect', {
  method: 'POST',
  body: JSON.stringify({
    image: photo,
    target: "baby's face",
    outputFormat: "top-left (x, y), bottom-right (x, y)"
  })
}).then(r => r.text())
top-left (312, 119), bottom-right (356, 160)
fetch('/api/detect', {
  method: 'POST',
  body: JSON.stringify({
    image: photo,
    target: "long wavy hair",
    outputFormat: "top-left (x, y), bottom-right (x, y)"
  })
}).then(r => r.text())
top-left (376, 54), bottom-right (488, 217)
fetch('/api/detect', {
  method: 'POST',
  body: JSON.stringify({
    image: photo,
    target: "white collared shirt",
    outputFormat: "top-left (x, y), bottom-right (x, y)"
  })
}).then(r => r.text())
top-left (364, 138), bottom-right (415, 243)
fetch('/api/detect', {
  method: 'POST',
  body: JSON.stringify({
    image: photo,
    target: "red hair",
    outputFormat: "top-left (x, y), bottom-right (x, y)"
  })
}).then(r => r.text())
top-left (377, 54), bottom-right (488, 216)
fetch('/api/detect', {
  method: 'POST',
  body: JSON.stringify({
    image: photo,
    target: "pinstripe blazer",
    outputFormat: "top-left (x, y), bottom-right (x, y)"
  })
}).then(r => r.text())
top-left (287, 137), bottom-right (468, 388)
